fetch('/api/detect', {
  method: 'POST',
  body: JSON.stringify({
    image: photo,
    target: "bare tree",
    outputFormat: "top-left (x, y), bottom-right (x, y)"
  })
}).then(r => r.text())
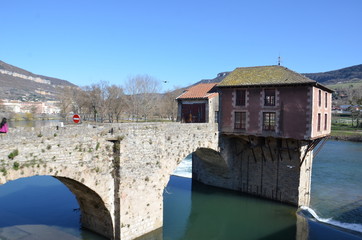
top-left (82, 84), bottom-right (103, 122)
top-left (160, 87), bottom-right (183, 121)
top-left (105, 84), bottom-right (126, 122)
top-left (57, 86), bottom-right (77, 119)
top-left (124, 75), bottom-right (162, 121)
top-left (344, 85), bottom-right (362, 128)
top-left (58, 76), bottom-right (164, 123)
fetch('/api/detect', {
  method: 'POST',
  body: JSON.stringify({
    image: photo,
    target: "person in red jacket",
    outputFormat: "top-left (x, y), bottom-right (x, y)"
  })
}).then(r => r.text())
top-left (0, 118), bottom-right (8, 133)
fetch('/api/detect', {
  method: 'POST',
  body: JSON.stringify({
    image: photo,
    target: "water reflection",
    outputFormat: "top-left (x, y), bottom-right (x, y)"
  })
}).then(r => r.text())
top-left (182, 179), bottom-right (296, 240)
top-left (0, 176), bottom-right (107, 240)
top-left (162, 176), bottom-right (297, 240)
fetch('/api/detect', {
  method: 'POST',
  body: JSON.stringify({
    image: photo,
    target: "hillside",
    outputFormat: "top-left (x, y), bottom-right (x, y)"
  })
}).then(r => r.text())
top-left (303, 64), bottom-right (362, 85)
top-left (191, 64), bottom-right (362, 88)
top-left (190, 72), bottom-right (230, 87)
top-left (0, 60), bottom-right (76, 101)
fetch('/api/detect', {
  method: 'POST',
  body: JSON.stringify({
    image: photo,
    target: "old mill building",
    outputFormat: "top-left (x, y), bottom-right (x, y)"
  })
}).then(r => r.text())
top-left (184, 65), bottom-right (333, 206)
top-left (217, 65), bottom-right (333, 140)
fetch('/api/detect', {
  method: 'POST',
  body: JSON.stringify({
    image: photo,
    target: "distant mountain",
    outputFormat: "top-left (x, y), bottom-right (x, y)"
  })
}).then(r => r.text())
top-left (190, 65), bottom-right (362, 88)
top-left (303, 64), bottom-right (362, 85)
top-left (190, 71), bottom-right (231, 87)
top-left (0, 60), bottom-right (76, 101)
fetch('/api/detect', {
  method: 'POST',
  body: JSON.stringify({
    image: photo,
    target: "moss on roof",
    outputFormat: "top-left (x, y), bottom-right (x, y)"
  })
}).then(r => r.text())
top-left (217, 66), bottom-right (316, 87)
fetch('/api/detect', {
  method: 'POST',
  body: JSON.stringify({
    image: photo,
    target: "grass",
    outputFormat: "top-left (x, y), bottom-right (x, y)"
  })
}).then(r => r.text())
top-left (8, 149), bottom-right (19, 160)
top-left (330, 116), bottom-right (362, 141)
top-left (331, 130), bottom-right (362, 137)
top-left (328, 81), bottom-right (362, 90)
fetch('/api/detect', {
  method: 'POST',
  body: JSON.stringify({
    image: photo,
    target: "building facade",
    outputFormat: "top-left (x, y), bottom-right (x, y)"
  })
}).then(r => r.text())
top-left (217, 66), bottom-right (333, 140)
top-left (176, 83), bottom-right (219, 123)
top-left (192, 66), bottom-right (334, 206)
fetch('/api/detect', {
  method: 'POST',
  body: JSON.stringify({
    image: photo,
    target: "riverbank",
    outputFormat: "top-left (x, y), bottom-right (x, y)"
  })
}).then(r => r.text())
top-left (330, 130), bottom-right (362, 142)
top-left (330, 114), bottom-right (362, 142)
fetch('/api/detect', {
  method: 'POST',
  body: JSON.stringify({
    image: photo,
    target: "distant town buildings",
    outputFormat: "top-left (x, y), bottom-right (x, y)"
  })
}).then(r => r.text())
top-left (0, 99), bottom-right (60, 114)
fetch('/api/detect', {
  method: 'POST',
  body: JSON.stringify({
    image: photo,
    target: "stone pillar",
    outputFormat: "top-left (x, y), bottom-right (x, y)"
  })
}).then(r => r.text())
top-left (56, 177), bottom-right (114, 239)
top-left (192, 135), bottom-right (314, 206)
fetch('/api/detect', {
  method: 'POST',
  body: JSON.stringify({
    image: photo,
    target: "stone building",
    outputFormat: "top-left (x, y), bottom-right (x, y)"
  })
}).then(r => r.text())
top-left (217, 65), bottom-right (333, 140)
top-left (192, 65), bottom-right (333, 206)
top-left (176, 83), bottom-right (219, 123)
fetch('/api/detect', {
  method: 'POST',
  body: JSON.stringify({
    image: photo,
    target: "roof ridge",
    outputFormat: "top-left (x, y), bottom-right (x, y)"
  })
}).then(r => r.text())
top-left (218, 65), bottom-right (316, 87)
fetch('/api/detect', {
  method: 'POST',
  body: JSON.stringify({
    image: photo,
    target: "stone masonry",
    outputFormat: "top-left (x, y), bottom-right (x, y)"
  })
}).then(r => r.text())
top-left (193, 135), bottom-right (313, 206)
top-left (0, 122), bottom-right (219, 240)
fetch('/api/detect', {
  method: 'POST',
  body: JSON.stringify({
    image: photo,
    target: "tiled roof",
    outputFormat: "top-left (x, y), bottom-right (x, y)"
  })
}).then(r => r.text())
top-left (176, 83), bottom-right (218, 100)
top-left (218, 65), bottom-right (316, 87)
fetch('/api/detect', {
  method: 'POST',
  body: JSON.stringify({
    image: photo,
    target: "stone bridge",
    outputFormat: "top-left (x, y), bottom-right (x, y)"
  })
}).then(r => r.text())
top-left (0, 122), bottom-right (219, 240)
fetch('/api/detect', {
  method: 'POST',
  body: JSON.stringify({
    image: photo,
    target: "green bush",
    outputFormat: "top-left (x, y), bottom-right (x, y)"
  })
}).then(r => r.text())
top-left (8, 149), bottom-right (19, 160)
top-left (0, 167), bottom-right (7, 176)
top-left (13, 162), bottom-right (20, 170)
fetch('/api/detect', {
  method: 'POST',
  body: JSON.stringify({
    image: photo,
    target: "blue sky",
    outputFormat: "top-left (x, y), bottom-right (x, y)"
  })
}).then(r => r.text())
top-left (0, 0), bottom-right (361, 91)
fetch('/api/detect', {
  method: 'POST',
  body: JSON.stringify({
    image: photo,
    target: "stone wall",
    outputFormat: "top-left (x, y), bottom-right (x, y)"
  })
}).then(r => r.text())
top-left (0, 124), bottom-right (116, 238)
top-left (193, 135), bottom-right (313, 207)
top-left (115, 123), bottom-right (219, 240)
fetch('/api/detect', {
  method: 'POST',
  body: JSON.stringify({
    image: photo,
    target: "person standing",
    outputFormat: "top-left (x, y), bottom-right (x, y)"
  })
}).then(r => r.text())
top-left (0, 118), bottom-right (8, 133)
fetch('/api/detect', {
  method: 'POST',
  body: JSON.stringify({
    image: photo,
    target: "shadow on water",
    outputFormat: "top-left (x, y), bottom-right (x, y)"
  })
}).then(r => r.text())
top-left (297, 207), bottom-right (362, 240)
top-left (0, 176), bottom-right (108, 240)
top-left (162, 176), bottom-right (297, 240)
top-left (181, 180), bottom-right (297, 240)
top-left (308, 220), bottom-right (362, 240)
top-left (160, 176), bottom-right (362, 240)
top-left (0, 178), bottom-right (79, 228)
top-left (334, 199), bottom-right (362, 225)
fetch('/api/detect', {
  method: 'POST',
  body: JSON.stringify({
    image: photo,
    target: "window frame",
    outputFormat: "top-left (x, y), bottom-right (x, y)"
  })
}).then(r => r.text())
top-left (235, 89), bottom-right (246, 106)
top-left (317, 113), bottom-right (321, 131)
top-left (234, 111), bottom-right (246, 130)
top-left (263, 112), bottom-right (276, 131)
top-left (264, 89), bottom-right (276, 106)
top-left (214, 111), bottom-right (219, 123)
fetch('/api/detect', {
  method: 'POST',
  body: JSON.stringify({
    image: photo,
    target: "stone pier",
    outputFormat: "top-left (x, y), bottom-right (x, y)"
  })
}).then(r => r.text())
top-left (193, 135), bottom-right (314, 206)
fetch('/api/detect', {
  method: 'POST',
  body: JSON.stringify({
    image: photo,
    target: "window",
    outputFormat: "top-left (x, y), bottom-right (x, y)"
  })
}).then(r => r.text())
top-left (234, 112), bottom-right (246, 129)
top-left (236, 90), bottom-right (246, 106)
top-left (324, 113), bottom-right (327, 130)
top-left (325, 92), bottom-right (328, 108)
top-left (317, 113), bottom-right (321, 131)
top-left (263, 112), bottom-right (276, 131)
top-left (264, 89), bottom-right (275, 106)
top-left (318, 90), bottom-right (321, 107)
top-left (215, 111), bottom-right (219, 123)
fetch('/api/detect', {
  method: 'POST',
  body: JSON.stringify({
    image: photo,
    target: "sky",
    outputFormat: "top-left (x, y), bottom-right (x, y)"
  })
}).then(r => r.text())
top-left (0, 0), bottom-right (361, 91)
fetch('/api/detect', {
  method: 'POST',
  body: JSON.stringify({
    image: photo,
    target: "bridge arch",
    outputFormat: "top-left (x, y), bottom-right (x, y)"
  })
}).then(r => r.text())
top-left (0, 173), bottom-right (114, 239)
top-left (1, 122), bottom-right (220, 240)
top-left (56, 176), bottom-right (114, 238)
